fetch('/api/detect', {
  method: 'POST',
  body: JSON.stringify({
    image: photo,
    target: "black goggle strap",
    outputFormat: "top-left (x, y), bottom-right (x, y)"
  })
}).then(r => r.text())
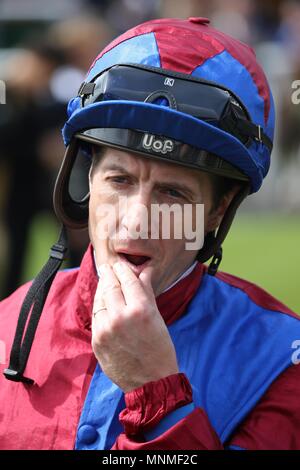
top-left (223, 113), bottom-right (273, 152)
top-left (3, 225), bottom-right (68, 385)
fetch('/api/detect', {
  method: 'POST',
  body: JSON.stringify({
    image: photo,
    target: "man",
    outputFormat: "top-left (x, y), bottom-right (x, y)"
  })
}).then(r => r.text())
top-left (1, 17), bottom-right (300, 450)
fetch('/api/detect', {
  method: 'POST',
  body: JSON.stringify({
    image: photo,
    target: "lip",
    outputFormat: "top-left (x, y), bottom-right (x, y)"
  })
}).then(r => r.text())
top-left (116, 248), bottom-right (153, 258)
top-left (116, 249), bottom-right (153, 276)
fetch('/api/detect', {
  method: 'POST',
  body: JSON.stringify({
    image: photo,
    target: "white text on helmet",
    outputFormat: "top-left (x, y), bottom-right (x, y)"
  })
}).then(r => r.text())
top-left (142, 133), bottom-right (174, 154)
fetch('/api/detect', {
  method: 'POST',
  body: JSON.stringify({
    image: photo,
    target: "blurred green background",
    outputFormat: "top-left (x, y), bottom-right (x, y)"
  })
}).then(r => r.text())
top-left (19, 211), bottom-right (300, 314)
top-left (222, 213), bottom-right (300, 314)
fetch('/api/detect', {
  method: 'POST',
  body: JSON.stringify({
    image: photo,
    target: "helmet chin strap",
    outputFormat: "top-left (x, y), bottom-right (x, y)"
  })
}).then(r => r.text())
top-left (196, 183), bottom-right (250, 275)
top-left (3, 225), bottom-right (68, 385)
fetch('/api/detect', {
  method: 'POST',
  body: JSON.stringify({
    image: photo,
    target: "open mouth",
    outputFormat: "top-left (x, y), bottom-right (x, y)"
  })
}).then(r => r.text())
top-left (118, 253), bottom-right (151, 266)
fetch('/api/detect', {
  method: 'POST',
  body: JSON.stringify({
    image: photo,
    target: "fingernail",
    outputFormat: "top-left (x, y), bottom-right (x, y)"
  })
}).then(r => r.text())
top-left (114, 262), bottom-right (125, 273)
top-left (99, 263), bottom-right (109, 274)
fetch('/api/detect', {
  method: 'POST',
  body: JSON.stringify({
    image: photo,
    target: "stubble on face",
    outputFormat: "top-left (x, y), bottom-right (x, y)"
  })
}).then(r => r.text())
top-left (88, 146), bottom-right (218, 295)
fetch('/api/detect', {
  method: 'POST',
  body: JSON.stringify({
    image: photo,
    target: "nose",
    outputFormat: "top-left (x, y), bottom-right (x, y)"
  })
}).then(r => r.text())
top-left (120, 189), bottom-right (152, 240)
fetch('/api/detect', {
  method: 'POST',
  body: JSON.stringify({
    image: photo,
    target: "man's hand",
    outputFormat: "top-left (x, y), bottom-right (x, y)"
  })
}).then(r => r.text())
top-left (91, 262), bottom-right (179, 392)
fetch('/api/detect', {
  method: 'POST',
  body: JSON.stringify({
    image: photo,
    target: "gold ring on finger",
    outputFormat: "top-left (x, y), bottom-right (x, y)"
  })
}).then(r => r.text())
top-left (93, 307), bottom-right (107, 318)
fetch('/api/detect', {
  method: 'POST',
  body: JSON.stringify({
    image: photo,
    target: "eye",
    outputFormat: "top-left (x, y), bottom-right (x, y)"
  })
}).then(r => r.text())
top-left (107, 175), bottom-right (131, 185)
top-left (162, 187), bottom-right (186, 199)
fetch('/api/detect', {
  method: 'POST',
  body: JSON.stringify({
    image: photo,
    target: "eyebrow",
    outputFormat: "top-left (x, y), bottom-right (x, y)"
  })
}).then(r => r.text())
top-left (157, 182), bottom-right (197, 199)
top-left (101, 163), bottom-right (132, 174)
top-left (101, 163), bottom-right (199, 199)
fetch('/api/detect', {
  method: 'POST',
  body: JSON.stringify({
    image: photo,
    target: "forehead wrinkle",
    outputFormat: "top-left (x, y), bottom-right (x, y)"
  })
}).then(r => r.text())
top-left (98, 148), bottom-right (205, 198)
top-left (100, 151), bottom-right (156, 181)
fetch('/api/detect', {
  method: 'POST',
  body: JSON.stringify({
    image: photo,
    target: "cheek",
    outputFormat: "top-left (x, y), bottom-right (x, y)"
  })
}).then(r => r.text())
top-left (89, 188), bottom-right (123, 246)
top-left (201, 195), bottom-right (215, 232)
top-left (89, 185), bottom-right (107, 241)
top-left (155, 238), bottom-right (197, 292)
top-left (88, 191), bottom-right (96, 231)
top-left (88, 194), bottom-right (99, 249)
top-left (204, 203), bottom-right (211, 226)
top-left (160, 237), bottom-right (189, 262)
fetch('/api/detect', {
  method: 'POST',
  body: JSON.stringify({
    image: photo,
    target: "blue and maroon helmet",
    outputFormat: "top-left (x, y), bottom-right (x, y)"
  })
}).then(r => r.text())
top-left (54, 17), bottom-right (275, 262)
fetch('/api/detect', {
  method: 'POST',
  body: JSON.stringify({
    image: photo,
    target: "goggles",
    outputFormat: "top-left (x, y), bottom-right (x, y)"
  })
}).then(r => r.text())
top-left (78, 63), bottom-right (272, 152)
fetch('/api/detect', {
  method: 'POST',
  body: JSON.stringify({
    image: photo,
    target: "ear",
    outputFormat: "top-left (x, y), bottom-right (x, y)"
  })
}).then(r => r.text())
top-left (206, 185), bottom-right (240, 233)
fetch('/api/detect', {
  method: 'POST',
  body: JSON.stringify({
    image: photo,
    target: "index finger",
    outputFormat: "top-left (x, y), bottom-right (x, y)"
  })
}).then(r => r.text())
top-left (112, 262), bottom-right (151, 305)
top-left (98, 264), bottom-right (126, 312)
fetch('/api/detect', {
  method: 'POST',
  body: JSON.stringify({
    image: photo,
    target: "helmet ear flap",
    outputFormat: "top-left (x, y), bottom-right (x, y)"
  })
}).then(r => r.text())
top-left (53, 138), bottom-right (90, 229)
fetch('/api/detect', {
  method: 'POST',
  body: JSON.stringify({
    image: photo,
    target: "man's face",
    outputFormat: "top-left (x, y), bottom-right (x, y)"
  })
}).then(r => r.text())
top-left (89, 146), bottom-right (220, 296)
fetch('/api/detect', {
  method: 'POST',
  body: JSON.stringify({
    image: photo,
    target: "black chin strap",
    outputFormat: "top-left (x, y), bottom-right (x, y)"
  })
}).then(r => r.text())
top-left (207, 247), bottom-right (223, 276)
top-left (197, 184), bottom-right (250, 275)
top-left (3, 225), bottom-right (68, 385)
